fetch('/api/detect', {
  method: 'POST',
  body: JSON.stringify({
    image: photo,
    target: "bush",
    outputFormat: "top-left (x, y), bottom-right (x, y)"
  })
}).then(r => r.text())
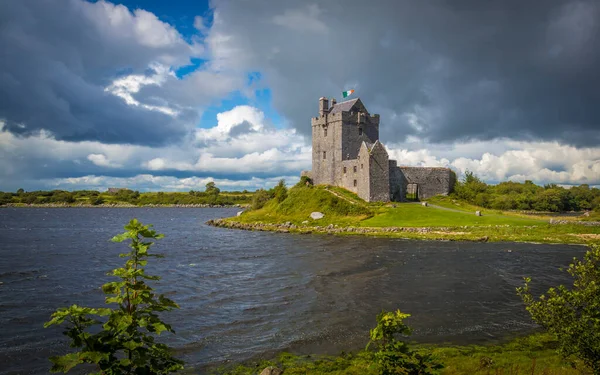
top-left (272, 179), bottom-right (288, 203)
top-left (90, 196), bottom-right (104, 205)
top-left (44, 219), bottom-right (184, 374)
top-left (367, 310), bottom-right (443, 375)
top-left (517, 244), bottom-right (600, 374)
top-left (251, 189), bottom-right (272, 210)
top-left (295, 176), bottom-right (313, 188)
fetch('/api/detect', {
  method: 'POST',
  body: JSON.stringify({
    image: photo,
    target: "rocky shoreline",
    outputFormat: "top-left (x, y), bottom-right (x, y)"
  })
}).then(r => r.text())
top-left (205, 218), bottom-right (493, 241)
top-left (2, 203), bottom-right (246, 208)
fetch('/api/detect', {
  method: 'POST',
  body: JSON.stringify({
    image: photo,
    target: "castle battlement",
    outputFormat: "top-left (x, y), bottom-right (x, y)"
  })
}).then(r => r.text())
top-left (305, 96), bottom-right (455, 202)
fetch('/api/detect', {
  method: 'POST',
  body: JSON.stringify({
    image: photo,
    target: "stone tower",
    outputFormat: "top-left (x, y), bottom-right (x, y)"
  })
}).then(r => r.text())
top-left (310, 97), bottom-right (381, 187)
top-left (303, 96), bottom-right (454, 202)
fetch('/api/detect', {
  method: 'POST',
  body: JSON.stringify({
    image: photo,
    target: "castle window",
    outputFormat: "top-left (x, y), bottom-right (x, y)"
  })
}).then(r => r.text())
top-left (343, 167), bottom-right (347, 174)
top-left (353, 166), bottom-right (357, 173)
top-left (359, 128), bottom-right (363, 136)
top-left (323, 151), bottom-right (326, 160)
top-left (353, 180), bottom-right (357, 187)
top-left (361, 164), bottom-right (363, 169)
top-left (324, 128), bottom-right (327, 137)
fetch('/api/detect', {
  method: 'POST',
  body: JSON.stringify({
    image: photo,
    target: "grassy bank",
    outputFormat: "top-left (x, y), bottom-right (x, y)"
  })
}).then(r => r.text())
top-left (213, 334), bottom-right (588, 375)
top-left (222, 185), bottom-right (599, 244)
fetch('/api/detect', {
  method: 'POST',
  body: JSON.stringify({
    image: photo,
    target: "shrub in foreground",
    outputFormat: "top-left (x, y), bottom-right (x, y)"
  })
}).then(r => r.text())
top-left (367, 310), bottom-right (444, 375)
top-left (517, 244), bottom-right (600, 374)
top-left (44, 219), bottom-right (184, 374)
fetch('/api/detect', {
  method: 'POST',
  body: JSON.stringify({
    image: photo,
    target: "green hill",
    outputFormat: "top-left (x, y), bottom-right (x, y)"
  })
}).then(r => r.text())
top-left (226, 184), bottom-right (600, 244)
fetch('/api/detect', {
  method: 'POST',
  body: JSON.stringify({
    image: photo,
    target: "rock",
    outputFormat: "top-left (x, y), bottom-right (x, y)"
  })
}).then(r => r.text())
top-left (236, 211), bottom-right (244, 217)
top-left (301, 220), bottom-right (309, 225)
top-left (310, 212), bottom-right (325, 220)
top-left (421, 202), bottom-right (428, 207)
top-left (475, 211), bottom-right (482, 216)
top-left (583, 211), bottom-right (590, 217)
top-left (260, 366), bottom-right (283, 375)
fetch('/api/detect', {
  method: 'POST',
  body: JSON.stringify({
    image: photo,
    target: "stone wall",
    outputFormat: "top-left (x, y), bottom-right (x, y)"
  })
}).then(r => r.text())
top-left (311, 113), bottom-right (343, 185)
top-left (368, 142), bottom-right (390, 201)
top-left (388, 160), bottom-right (405, 201)
top-left (397, 167), bottom-right (454, 200)
top-left (341, 111), bottom-right (379, 160)
top-left (340, 159), bottom-right (361, 194)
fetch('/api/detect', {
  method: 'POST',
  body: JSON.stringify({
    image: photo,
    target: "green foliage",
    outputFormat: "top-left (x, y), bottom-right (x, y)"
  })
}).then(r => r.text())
top-left (0, 191), bottom-right (13, 205)
top-left (272, 179), bottom-right (288, 203)
top-left (366, 310), bottom-right (443, 375)
top-left (1, 188), bottom-right (253, 206)
top-left (295, 175), bottom-right (314, 188)
top-left (517, 244), bottom-right (600, 374)
top-left (90, 196), bottom-right (104, 205)
top-left (451, 172), bottom-right (600, 212)
top-left (44, 219), bottom-right (184, 374)
top-left (251, 189), bottom-right (272, 210)
top-left (205, 182), bottom-right (220, 195)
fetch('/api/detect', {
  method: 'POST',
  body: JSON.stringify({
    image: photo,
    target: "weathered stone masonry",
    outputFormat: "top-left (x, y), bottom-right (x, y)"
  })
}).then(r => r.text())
top-left (302, 97), bottom-right (455, 202)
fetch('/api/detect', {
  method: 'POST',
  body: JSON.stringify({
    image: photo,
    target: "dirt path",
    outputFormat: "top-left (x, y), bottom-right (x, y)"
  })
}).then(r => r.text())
top-left (323, 187), bottom-right (359, 205)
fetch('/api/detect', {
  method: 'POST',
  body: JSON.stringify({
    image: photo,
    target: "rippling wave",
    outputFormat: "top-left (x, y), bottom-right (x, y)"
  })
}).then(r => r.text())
top-left (0, 207), bottom-right (586, 374)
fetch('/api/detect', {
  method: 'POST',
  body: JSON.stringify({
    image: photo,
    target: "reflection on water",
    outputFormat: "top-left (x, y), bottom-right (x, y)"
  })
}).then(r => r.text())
top-left (0, 208), bottom-right (586, 374)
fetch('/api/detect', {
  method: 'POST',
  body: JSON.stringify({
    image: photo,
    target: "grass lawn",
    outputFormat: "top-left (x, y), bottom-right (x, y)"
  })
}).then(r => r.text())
top-left (214, 333), bottom-right (588, 375)
top-left (361, 203), bottom-right (543, 227)
top-left (225, 185), bottom-right (600, 244)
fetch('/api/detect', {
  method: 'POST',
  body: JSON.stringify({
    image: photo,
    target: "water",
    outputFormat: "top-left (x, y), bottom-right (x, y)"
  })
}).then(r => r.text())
top-left (0, 208), bottom-right (586, 374)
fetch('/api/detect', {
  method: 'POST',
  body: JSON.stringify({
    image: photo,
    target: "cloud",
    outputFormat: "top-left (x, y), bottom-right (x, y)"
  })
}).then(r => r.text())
top-left (272, 4), bottom-right (328, 34)
top-left (207, 0), bottom-right (600, 147)
top-left (0, 105), bottom-right (310, 190)
top-left (385, 139), bottom-right (600, 185)
top-left (0, 0), bottom-right (243, 146)
top-left (42, 174), bottom-right (300, 192)
top-left (87, 154), bottom-right (122, 168)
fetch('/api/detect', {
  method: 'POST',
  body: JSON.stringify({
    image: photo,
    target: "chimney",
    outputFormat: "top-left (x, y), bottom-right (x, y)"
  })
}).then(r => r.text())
top-left (319, 97), bottom-right (329, 116)
top-left (330, 98), bottom-right (337, 109)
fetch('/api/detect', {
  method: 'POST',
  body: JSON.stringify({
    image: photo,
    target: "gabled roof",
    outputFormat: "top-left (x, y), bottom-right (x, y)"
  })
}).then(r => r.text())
top-left (329, 98), bottom-right (359, 114)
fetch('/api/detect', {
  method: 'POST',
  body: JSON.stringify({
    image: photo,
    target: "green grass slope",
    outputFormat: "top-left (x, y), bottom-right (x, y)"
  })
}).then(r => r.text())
top-left (226, 185), bottom-right (599, 244)
top-left (234, 185), bottom-right (372, 226)
top-left (361, 203), bottom-right (543, 227)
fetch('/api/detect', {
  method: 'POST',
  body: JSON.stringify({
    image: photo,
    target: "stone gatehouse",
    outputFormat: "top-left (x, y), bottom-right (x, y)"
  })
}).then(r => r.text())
top-left (301, 97), bottom-right (455, 202)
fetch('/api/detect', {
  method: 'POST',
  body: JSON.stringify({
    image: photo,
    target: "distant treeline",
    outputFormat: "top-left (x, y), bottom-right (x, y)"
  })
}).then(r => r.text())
top-left (453, 171), bottom-right (600, 212)
top-left (0, 182), bottom-right (253, 206)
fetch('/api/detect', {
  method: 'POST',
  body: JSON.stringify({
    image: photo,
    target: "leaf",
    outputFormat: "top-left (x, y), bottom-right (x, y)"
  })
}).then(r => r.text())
top-left (111, 232), bottom-right (131, 243)
top-left (49, 353), bottom-right (83, 373)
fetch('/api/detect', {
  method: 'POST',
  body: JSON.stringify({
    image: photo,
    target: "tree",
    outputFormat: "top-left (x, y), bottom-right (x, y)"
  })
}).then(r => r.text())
top-left (517, 244), bottom-right (600, 374)
top-left (44, 219), bottom-right (184, 374)
top-left (366, 310), bottom-right (443, 375)
top-left (251, 189), bottom-right (271, 210)
top-left (272, 179), bottom-right (288, 203)
top-left (205, 182), bottom-right (220, 196)
top-left (17, 188), bottom-right (24, 195)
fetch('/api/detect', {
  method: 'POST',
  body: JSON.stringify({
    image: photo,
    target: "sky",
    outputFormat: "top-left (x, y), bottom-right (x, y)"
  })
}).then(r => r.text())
top-left (0, 0), bottom-right (599, 192)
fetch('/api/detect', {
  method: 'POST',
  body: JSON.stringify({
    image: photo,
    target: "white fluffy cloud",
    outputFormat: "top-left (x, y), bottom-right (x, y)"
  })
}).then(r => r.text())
top-left (87, 154), bottom-right (122, 168)
top-left (385, 140), bottom-right (600, 185)
top-left (1, 0), bottom-right (599, 192)
top-left (43, 175), bottom-right (299, 192)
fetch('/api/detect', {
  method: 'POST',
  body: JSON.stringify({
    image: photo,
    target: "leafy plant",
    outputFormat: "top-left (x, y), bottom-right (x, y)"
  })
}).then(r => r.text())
top-left (44, 219), bottom-right (184, 374)
top-left (517, 244), bottom-right (600, 374)
top-left (251, 189), bottom-right (272, 210)
top-left (366, 310), bottom-right (443, 375)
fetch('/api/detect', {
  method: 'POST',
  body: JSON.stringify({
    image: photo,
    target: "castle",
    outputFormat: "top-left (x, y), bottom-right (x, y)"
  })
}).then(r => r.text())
top-left (301, 97), bottom-right (455, 202)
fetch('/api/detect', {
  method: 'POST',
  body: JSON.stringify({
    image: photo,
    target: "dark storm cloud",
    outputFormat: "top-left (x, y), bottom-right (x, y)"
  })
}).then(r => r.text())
top-left (0, 0), bottom-right (199, 146)
top-left (209, 0), bottom-right (600, 146)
